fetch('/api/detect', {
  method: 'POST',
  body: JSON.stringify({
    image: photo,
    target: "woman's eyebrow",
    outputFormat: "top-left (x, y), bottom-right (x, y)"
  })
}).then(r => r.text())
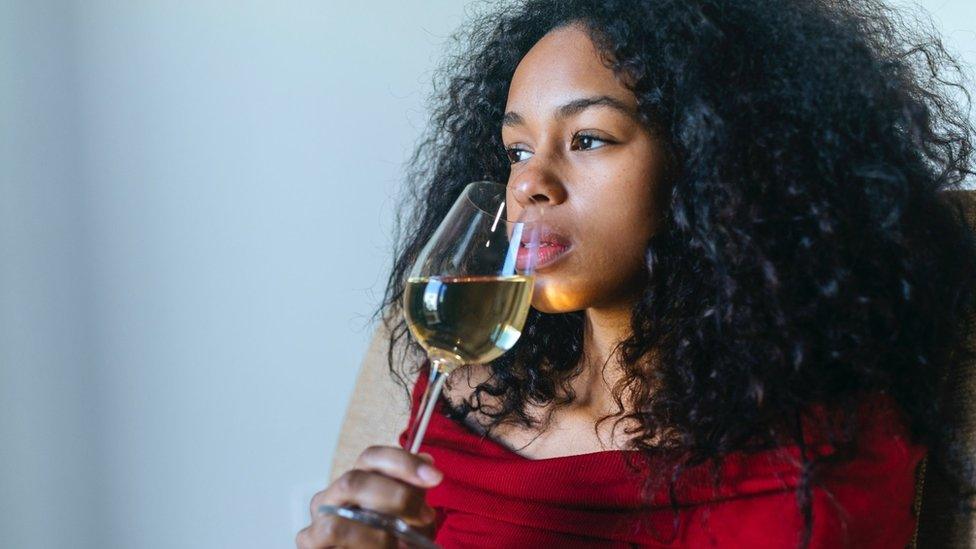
top-left (502, 95), bottom-right (638, 128)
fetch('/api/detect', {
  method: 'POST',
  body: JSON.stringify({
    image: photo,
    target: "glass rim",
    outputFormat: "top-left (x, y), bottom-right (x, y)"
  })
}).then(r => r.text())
top-left (461, 180), bottom-right (544, 224)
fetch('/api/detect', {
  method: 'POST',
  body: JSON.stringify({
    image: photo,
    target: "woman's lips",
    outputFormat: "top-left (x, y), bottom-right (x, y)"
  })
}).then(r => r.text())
top-left (516, 242), bottom-right (572, 271)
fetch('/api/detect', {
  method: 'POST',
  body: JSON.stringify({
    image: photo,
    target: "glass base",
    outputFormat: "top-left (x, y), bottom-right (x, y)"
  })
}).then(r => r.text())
top-left (316, 504), bottom-right (440, 549)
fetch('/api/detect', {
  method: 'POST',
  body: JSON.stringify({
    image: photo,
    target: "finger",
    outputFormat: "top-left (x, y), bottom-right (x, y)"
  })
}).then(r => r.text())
top-left (315, 470), bottom-right (434, 528)
top-left (296, 514), bottom-right (393, 548)
top-left (310, 477), bottom-right (435, 528)
top-left (353, 445), bottom-right (443, 487)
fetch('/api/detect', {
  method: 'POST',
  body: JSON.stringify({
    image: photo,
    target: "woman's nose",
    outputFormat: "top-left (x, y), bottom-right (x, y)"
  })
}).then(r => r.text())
top-left (509, 169), bottom-right (567, 207)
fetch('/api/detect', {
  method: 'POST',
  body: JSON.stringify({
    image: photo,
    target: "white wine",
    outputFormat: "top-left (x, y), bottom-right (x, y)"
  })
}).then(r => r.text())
top-left (404, 275), bottom-right (534, 369)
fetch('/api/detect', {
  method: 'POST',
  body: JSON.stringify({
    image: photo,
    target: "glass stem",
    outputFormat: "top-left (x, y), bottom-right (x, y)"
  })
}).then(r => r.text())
top-left (407, 358), bottom-right (455, 454)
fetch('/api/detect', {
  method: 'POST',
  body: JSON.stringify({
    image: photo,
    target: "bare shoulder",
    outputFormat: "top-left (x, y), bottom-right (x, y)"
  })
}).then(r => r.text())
top-left (439, 363), bottom-right (532, 436)
top-left (441, 363), bottom-right (496, 411)
top-left (437, 363), bottom-right (648, 458)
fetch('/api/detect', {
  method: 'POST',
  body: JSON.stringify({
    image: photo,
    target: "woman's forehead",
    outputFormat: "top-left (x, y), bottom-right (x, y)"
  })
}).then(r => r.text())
top-left (506, 26), bottom-right (636, 118)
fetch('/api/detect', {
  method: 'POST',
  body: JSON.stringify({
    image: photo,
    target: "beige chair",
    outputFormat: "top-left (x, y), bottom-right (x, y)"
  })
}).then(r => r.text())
top-left (329, 323), bottom-right (417, 482)
top-left (914, 189), bottom-right (976, 548)
top-left (331, 190), bottom-right (976, 546)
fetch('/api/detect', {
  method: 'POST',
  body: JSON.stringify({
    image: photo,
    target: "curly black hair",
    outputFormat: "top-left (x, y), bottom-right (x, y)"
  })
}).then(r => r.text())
top-left (372, 0), bottom-right (976, 546)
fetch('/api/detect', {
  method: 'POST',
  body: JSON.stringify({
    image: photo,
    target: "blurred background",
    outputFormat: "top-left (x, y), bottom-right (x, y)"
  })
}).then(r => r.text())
top-left (0, 1), bottom-right (973, 548)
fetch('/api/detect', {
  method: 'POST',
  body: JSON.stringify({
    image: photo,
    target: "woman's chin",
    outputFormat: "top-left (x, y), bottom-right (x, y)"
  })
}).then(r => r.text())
top-left (530, 281), bottom-right (585, 313)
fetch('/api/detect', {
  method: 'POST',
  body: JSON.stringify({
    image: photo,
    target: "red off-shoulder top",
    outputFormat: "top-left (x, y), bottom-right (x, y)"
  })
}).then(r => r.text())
top-left (397, 363), bottom-right (926, 548)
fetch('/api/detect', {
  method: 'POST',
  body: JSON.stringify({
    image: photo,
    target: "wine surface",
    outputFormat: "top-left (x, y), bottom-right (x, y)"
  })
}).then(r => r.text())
top-left (404, 275), bottom-right (534, 366)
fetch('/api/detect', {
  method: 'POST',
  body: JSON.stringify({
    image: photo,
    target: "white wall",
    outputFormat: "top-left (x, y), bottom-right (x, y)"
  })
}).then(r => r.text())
top-left (2, 1), bottom-right (474, 548)
top-left (0, 3), bottom-right (97, 548)
top-left (70, 3), bottom-right (474, 547)
top-left (0, 1), bottom-right (973, 548)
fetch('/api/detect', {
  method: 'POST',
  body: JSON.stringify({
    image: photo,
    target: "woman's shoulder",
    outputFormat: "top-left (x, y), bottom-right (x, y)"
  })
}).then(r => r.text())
top-left (801, 391), bottom-right (923, 461)
top-left (651, 391), bottom-right (925, 502)
top-left (440, 363), bottom-right (493, 408)
top-left (676, 392), bottom-right (927, 547)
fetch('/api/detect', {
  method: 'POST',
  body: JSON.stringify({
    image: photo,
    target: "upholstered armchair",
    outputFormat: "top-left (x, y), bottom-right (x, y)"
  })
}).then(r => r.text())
top-left (914, 192), bottom-right (975, 547)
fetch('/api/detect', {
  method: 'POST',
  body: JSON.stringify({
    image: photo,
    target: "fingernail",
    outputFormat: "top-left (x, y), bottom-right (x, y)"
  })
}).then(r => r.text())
top-left (418, 464), bottom-right (443, 484)
top-left (419, 452), bottom-right (435, 463)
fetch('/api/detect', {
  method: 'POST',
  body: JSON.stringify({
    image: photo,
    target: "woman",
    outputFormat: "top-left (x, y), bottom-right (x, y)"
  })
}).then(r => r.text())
top-left (298, 0), bottom-right (976, 547)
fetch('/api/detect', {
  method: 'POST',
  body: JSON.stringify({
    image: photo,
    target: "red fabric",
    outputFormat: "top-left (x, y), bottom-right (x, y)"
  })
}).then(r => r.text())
top-left (397, 363), bottom-right (927, 548)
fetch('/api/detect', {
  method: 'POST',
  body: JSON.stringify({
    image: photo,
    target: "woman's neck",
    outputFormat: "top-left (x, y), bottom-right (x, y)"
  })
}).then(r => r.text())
top-left (570, 303), bottom-right (636, 417)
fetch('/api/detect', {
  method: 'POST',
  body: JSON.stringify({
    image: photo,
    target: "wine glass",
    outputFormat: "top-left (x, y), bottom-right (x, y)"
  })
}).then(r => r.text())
top-left (317, 181), bottom-right (543, 548)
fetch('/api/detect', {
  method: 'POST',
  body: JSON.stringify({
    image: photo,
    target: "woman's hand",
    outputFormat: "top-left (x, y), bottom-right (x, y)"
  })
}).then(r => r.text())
top-left (295, 445), bottom-right (443, 548)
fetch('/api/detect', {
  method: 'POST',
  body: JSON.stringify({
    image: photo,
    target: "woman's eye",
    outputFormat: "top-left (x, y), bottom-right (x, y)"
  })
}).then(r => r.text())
top-left (572, 133), bottom-right (609, 151)
top-left (505, 147), bottom-right (533, 164)
top-left (505, 133), bottom-right (610, 164)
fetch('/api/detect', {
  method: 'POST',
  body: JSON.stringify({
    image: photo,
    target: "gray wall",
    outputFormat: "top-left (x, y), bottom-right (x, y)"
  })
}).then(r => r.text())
top-left (1, 3), bottom-right (96, 548)
top-left (1, 1), bottom-right (473, 547)
top-left (1, 1), bottom-right (973, 548)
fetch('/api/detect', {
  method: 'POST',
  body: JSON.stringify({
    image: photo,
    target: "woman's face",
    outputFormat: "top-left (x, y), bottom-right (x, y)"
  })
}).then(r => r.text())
top-left (504, 23), bottom-right (669, 313)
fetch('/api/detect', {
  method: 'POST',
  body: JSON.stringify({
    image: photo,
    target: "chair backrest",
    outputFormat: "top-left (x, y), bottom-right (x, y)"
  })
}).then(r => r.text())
top-left (914, 189), bottom-right (976, 548)
top-left (331, 190), bottom-right (976, 545)
top-left (329, 322), bottom-right (415, 482)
